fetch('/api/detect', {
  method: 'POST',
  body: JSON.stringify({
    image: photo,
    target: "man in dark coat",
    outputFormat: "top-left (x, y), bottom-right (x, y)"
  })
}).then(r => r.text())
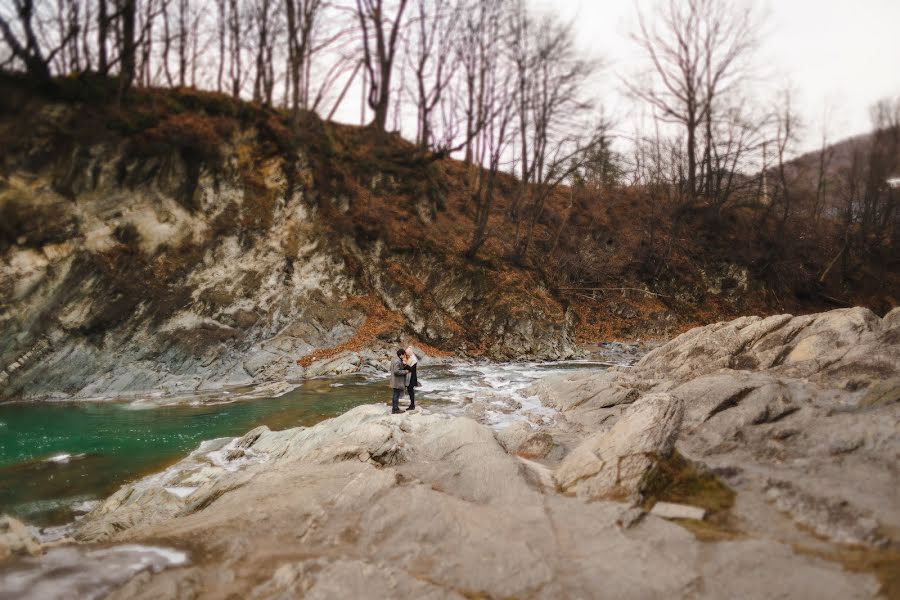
top-left (389, 349), bottom-right (409, 414)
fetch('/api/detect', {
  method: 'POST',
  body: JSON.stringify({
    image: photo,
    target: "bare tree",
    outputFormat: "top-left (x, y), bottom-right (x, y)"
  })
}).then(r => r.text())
top-left (226, 0), bottom-right (243, 98)
top-left (508, 13), bottom-right (599, 260)
top-left (507, 0), bottom-right (531, 182)
top-left (118, 0), bottom-right (137, 96)
top-left (466, 83), bottom-right (515, 258)
top-left (137, 0), bottom-right (157, 86)
top-left (860, 98), bottom-right (900, 251)
top-left (355, 0), bottom-right (409, 131)
top-left (772, 89), bottom-right (801, 228)
top-left (216, 0), bottom-right (226, 92)
top-left (49, 0), bottom-right (84, 73)
top-left (97, 0), bottom-right (111, 73)
top-left (285, 0), bottom-right (320, 113)
top-left (161, 0), bottom-right (193, 87)
top-left (629, 0), bottom-right (759, 201)
top-left (405, 0), bottom-right (459, 148)
top-left (812, 102), bottom-right (836, 223)
top-left (703, 102), bottom-right (766, 209)
top-left (0, 0), bottom-right (77, 79)
top-left (251, 0), bottom-right (276, 104)
top-left (454, 0), bottom-right (506, 164)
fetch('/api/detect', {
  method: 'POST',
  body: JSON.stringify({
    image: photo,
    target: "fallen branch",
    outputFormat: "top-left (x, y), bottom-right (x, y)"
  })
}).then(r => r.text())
top-left (575, 293), bottom-right (601, 303)
top-left (818, 243), bottom-right (846, 284)
top-left (560, 287), bottom-right (668, 298)
top-left (818, 292), bottom-right (850, 307)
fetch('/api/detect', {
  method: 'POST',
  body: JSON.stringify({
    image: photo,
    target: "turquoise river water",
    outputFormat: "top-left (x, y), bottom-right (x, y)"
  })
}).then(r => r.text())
top-left (0, 375), bottom-right (388, 526)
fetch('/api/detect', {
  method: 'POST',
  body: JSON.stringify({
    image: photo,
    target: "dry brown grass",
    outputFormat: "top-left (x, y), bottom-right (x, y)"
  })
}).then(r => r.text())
top-left (296, 295), bottom-right (404, 367)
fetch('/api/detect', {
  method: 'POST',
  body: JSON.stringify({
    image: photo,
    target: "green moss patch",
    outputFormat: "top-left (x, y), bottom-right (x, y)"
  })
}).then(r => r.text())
top-left (793, 543), bottom-right (900, 599)
top-left (641, 452), bottom-right (742, 541)
top-left (641, 452), bottom-right (736, 514)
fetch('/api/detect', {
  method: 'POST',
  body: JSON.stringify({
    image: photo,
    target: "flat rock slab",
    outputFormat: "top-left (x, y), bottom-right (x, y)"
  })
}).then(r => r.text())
top-left (650, 502), bottom-right (707, 521)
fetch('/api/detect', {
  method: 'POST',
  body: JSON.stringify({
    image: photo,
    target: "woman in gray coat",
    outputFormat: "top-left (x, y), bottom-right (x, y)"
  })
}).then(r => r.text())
top-left (389, 349), bottom-right (410, 414)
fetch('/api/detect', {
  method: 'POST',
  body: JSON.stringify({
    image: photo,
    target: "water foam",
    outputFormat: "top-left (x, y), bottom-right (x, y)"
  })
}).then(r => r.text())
top-left (0, 544), bottom-right (189, 600)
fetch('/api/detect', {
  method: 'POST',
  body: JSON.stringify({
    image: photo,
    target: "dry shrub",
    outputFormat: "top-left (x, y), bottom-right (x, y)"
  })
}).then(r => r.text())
top-left (137, 112), bottom-right (236, 162)
top-left (297, 295), bottom-right (405, 367)
top-left (258, 112), bottom-right (297, 155)
top-left (0, 197), bottom-right (74, 249)
top-left (240, 170), bottom-right (278, 231)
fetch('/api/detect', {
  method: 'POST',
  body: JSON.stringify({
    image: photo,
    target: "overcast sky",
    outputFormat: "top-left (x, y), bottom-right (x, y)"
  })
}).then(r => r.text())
top-left (535, 0), bottom-right (900, 155)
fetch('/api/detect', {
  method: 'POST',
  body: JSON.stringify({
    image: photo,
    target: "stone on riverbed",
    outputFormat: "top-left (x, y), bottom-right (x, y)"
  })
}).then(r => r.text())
top-left (650, 502), bottom-right (707, 521)
top-left (0, 515), bottom-right (42, 561)
top-left (494, 422), bottom-right (555, 458)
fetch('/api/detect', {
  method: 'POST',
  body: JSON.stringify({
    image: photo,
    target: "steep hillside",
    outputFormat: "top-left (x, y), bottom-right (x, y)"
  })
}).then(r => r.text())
top-left (0, 74), bottom-right (896, 401)
top-left (0, 75), bottom-right (573, 401)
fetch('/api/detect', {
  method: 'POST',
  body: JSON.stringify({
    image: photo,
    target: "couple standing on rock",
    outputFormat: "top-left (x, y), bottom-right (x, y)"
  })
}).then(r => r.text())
top-left (389, 347), bottom-right (419, 414)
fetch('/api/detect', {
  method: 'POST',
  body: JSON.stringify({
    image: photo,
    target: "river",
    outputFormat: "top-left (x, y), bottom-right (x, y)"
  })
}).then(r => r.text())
top-left (0, 361), bottom-right (609, 530)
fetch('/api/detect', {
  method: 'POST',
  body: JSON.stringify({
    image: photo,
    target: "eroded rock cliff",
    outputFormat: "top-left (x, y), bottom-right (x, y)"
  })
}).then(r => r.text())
top-left (0, 84), bottom-right (574, 401)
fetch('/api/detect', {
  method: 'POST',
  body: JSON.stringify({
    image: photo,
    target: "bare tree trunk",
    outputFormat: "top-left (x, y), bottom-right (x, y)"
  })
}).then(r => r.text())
top-left (216, 0), bottom-right (226, 93)
top-left (162, 0), bottom-right (174, 86)
top-left (356, 0), bottom-right (409, 131)
top-left (118, 0), bottom-right (137, 100)
top-left (0, 0), bottom-right (54, 79)
top-left (98, 0), bottom-right (109, 73)
top-left (178, 0), bottom-right (187, 86)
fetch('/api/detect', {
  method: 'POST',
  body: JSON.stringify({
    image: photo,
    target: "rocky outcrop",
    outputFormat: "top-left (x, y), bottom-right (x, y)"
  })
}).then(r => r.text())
top-left (69, 403), bottom-right (879, 599)
top-left (530, 307), bottom-right (900, 554)
top-left (633, 306), bottom-right (897, 389)
top-left (555, 393), bottom-right (683, 499)
top-left (0, 95), bottom-right (575, 402)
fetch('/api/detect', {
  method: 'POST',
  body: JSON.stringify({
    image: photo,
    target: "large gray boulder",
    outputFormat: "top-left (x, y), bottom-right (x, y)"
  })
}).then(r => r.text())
top-left (635, 307), bottom-right (898, 389)
top-left (555, 393), bottom-right (684, 499)
top-left (534, 307), bottom-right (900, 553)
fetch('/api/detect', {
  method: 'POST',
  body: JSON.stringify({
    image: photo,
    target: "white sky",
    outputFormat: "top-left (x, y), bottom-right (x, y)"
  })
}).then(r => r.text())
top-left (538, 0), bottom-right (900, 155)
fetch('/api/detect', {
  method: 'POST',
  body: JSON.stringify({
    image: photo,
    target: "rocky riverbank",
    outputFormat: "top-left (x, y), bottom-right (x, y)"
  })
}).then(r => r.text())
top-left (3, 306), bottom-right (896, 598)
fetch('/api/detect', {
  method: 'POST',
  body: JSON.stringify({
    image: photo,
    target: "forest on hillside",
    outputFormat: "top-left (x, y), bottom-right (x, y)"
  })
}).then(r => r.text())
top-left (2, 0), bottom-right (898, 317)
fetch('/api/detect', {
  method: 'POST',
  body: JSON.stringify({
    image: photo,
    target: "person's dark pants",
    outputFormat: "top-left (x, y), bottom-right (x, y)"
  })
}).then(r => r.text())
top-left (406, 385), bottom-right (416, 409)
top-left (392, 388), bottom-right (402, 412)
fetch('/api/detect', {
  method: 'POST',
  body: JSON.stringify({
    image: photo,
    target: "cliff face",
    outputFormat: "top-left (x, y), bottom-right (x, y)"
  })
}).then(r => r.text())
top-left (0, 81), bottom-right (575, 401)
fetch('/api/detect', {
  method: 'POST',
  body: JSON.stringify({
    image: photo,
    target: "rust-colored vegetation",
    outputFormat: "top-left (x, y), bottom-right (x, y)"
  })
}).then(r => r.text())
top-left (3, 71), bottom-right (896, 348)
